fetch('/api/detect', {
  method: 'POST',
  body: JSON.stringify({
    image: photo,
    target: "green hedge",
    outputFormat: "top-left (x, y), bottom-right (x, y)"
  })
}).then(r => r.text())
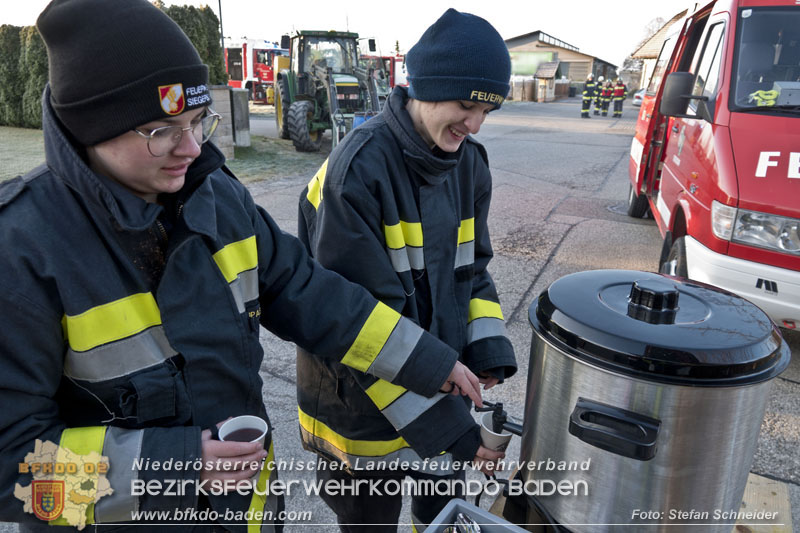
top-left (19, 27), bottom-right (48, 129)
top-left (0, 25), bottom-right (24, 126)
top-left (0, 4), bottom-right (225, 129)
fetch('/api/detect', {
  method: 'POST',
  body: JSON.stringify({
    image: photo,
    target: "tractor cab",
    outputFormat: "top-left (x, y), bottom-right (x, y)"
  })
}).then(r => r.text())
top-left (274, 30), bottom-right (381, 152)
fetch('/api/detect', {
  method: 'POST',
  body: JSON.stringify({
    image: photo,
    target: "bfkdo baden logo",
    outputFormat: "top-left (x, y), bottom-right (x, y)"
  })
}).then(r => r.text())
top-left (32, 480), bottom-right (65, 521)
top-left (15, 439), bottom-right (113, 530)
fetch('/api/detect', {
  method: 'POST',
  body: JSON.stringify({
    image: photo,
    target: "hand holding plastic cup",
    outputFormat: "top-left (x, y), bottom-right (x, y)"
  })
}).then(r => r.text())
top-left (480, 412), bottom-right (512, 452)
top-left (218, 415), bottom-right (268, 446)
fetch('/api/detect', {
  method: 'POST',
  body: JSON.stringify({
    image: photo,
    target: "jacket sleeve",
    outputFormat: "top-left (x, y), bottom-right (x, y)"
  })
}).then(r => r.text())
top-left (462, 149), bottom-right (517, 381)
top-left (0, 284), bottom-right (200, 526)
top-left (245, 185), bottom-right (456, 400)
top-left (296, 157), bottom-right (480, 460)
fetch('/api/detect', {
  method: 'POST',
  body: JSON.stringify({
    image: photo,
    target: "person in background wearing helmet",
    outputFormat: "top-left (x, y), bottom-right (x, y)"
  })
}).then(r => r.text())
top-left (593, 75), bottom-right (605, 115)
top-left (0, 1), bottom-right (484, 531)
top-left (581, 72), bottom-right (597, 118)
top-left (297, 8), bottom-right (517, 532)
top-left (613, 77), bottom-right (629, 117)
top-left (602, 79), bottom-right (614, 117)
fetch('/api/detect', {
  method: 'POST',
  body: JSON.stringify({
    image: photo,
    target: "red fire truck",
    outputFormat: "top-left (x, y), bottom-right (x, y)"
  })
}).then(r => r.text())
top-left (225, 39), bottom-right (288, 104)
top-left (628, 0), bottom-right (800, 328)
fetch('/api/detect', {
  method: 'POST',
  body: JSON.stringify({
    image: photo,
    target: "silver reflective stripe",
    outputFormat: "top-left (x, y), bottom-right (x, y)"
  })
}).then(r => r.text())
top-left (466, 317), bottom-right (507, 344)
top-left (387, 247), bottom-right (411, 273)
top-left (299, 425), bottom-right (454, 475)
top-left (381, 392), bottom-right (446, 431)
top-left (367, 318), bottom-right (423, 382)
top-left (407, 247), bottom-right (424, 270)
top-left (94, 427), bottom-right (143, 523)
top-left (64, 327), bottom-right (177, 382)
top-left (454, 241), bottom-right (474, 269)
top-left (386, 246), bottom-right (424, 272)
top-left (228, 268), bottom-right (259, 313)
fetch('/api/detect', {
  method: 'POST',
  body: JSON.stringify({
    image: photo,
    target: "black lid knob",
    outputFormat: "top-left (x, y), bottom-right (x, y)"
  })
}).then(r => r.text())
top-left (627, 279), bottom-right (679, 324)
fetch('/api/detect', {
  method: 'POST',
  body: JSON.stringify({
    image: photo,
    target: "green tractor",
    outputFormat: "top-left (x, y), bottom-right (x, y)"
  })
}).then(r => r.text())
top-left (275, 30), bottom-right (381, 152)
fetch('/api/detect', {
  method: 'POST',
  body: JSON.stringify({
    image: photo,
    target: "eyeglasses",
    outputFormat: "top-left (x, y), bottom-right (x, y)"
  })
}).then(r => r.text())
top-left (133, 111), bottom-right (221, 157)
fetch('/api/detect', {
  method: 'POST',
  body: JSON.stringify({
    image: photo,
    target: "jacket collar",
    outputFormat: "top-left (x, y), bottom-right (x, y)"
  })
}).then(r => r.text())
top-left (383, 86), bottom-right (462, 185)
top-left (42, 84), bottom-right (222, 239)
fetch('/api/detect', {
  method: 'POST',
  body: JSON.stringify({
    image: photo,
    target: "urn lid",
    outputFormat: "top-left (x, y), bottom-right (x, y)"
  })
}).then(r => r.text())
top-left (530, 270), bottom-right (790, 385)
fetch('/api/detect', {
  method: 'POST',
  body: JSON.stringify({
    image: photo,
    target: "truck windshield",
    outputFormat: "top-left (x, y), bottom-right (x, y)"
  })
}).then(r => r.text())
top-left (304, 37), bottom-right (357, 74)
top-left (732, 6), bottom-right (800, 109)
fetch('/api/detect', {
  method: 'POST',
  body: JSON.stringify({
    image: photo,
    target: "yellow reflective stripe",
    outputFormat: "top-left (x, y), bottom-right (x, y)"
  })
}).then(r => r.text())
top-left (299, 407), bottom-right (409, 456)
top-left (458, 218), bottom-right (475, 244)
top-left (247, 441), bottom-right (275, 533)
top-left (383, 221), bottom-right (423, 249)
top-left (340, 303), bottom-right (401, 372)
top-left (365, 379), bottom-right (407, 411)
top-left (336, 82), bottom-right (359, 87)
top-left (213, 235), bottom-right (258, 283)
top-left (52, 427), bottom-right (107, 526)
top-left (468, 298), bottom-right (504, 323)
top-left (306, 159), bottom-right (329, 209)
top-left (63, 293), bottom-right (161, 353)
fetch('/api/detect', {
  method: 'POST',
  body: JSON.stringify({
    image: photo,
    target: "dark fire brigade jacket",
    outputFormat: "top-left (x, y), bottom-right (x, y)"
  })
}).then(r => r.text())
top-left (0, 88), bottom-right (462, 532)
top-left (297, 87), bottom-right (517, 473)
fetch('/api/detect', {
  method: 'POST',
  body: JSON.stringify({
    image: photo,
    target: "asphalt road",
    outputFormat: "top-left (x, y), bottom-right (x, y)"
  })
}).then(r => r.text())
top-left (3, 97), bottom-right (797, 531)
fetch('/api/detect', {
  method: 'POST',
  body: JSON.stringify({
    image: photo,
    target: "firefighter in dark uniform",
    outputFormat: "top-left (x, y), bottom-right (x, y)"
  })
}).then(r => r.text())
top-left (581, 73), bottom-right (597, 118)
top-left (613, 78), bottom-right (629, 117)
top-left (593, 75), bottom-right (604, 115)
top-left (0, 1), bottom-right (484, 532)
top-left (297, 8), bottom-right (517, 533)
top-left (602, 80), bottom-right (614, 116)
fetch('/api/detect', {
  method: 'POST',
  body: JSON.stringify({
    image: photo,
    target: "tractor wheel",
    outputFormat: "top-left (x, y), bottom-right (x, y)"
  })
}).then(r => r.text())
top-left (626, 183), bottom-right (649, 218)
top-left (275, 78), bottom-right (290, 140)
top-left (659, 236), bottom-right (688, 278)
top-left (288, 100), bottom-right (323, 152)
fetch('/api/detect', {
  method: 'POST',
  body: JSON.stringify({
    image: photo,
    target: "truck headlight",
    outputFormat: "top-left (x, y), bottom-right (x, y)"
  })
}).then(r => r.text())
top-left (733, 210), bottom-right (800, 255)
top-left (711, 200), bottom-right (736, 240)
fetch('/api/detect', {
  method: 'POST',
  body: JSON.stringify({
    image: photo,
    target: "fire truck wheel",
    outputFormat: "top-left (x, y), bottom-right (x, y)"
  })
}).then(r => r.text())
top-left (626, 184), bottom-right (649, 218)
top-left (275, 78), bottom-right (291, 140)
top-left (660, 236), bottom-right (688, 278)
top-left (288, 100), bottom-right (322, 152)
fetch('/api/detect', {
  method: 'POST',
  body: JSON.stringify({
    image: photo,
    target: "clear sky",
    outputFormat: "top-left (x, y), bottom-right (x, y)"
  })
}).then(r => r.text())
top-left (1, 0), bottom-right (696, 67)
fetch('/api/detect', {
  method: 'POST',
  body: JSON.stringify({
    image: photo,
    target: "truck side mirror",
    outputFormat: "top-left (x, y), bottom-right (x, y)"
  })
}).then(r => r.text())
top-left (660, 72), bottom-right (713, 121)
top-left (660, 72), bottom-right (694, 116)
top-left (368, 39), bottom-right (376, 52)
top-left (280, 35), bottom-right (290, 50)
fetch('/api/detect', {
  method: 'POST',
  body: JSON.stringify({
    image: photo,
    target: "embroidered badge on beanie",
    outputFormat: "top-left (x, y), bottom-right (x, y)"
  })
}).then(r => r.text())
top-left (36, 0), bottom-right (211, 146)
top-left (406, 9), bottom-right (511, 108)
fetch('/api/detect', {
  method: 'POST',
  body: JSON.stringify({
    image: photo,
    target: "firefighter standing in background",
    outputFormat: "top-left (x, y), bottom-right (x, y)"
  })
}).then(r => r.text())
top-left (581, 73), bottom-right (597, 118)
top-left (613, 77), bottom-right (628, 118)
top-left (593, 75), bottom-right (604, 115)
top-left (602, 80), bottom-right (613, 116)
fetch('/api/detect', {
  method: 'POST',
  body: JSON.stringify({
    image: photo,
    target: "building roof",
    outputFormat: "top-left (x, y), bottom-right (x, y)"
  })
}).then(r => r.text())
top-left (631, 10), bottom-right (688, 59)
top-left (535, 60), bottom-right (560, 79)
top-left (505, 29), bottom-right (617, 70)
top-left (505, 30), bottom-right (579, 52)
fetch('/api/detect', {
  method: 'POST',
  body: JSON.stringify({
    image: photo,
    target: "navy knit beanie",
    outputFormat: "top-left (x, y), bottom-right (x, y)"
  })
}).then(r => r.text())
top-left (36, 0), bottom-right (211, 146)
top-left (406, 9), bottom-right (511, 108)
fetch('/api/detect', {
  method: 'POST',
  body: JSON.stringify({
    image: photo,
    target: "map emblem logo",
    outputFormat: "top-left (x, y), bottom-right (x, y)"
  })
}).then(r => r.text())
top-left (32, 480), bottom-right (64, 521)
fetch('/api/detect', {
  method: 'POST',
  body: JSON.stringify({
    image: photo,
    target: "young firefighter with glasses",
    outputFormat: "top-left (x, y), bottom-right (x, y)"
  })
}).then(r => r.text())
top-left (0, 1), bottom-right (484, 531)
top-left (297, 9), bottom-right (517, 532)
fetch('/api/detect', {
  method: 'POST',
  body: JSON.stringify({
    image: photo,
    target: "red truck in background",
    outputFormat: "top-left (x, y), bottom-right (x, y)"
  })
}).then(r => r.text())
top-left (628, 0), bottom-right (800, 329)
top-left (225, 39), bottom-right (288, 104)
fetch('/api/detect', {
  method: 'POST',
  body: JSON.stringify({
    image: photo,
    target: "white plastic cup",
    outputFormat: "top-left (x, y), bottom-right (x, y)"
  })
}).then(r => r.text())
top-left (480, 412), bottom-right (512, 452)
top-left (218, 415), bottom-right (268, 446)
